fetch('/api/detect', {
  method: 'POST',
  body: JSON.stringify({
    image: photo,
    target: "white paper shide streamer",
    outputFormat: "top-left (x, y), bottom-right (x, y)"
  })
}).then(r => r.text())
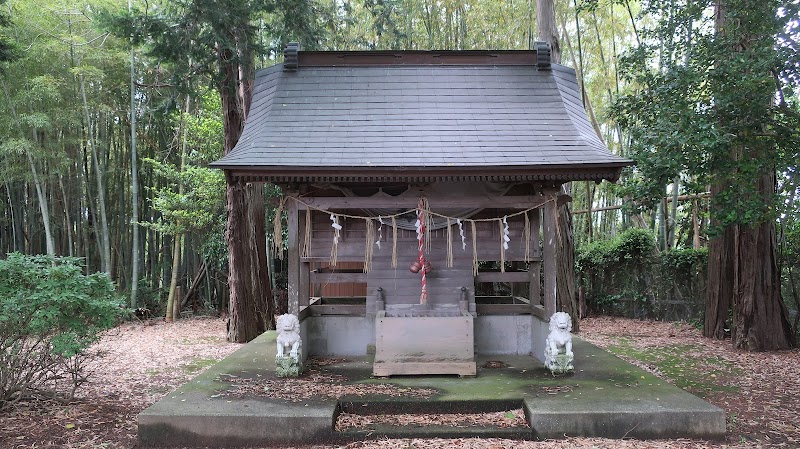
top-left (457, 218), bottom-right (466, 250)
top-left (330, 214), bottom-right (342, 266)
top-left (376, 216), bottom-right (384, 249)
top-left (330, 214), bottom-right (342, 241)
top-left (502, 215), bottom-right (510, 250)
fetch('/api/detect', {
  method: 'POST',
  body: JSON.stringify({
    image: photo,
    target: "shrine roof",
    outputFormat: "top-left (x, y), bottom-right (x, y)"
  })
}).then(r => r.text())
top-left (210, 49), bottom-right (633, 183)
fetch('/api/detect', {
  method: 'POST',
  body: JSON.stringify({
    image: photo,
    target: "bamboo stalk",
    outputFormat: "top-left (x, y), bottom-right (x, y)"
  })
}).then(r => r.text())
top-left (573, 193), bottom-right (710, 214)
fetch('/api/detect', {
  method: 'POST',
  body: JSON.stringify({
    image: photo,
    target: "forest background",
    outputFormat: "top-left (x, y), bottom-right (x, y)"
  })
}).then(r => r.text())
top-left (0, 0), bottom-right (798, 347)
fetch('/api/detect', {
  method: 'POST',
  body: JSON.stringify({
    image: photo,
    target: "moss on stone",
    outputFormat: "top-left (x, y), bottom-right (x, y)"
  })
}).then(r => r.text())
top-left (606, 340), bottom-right (741, 396)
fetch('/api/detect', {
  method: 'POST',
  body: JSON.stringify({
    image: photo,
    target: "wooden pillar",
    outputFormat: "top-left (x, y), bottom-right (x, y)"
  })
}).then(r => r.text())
top-left (298, 207), bottom-right (310, 309)
top-left (287, 196), bottom-right (300, 315)
top-left (542, 191), bottom-right (558, 318)
top-left (529, 208), bottom-right (542, 308)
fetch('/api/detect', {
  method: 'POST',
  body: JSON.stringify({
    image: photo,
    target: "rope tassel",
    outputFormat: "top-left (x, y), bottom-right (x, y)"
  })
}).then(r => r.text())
top-left (364, 218), bottom-right (375, 273)
top-left (446, 217), bottom-right (454, 268)
top-left (417, 198), bottom-right (427, 305)
top-left (524, 211), bottom-right (531, 262)
top-left (471, 220), bottom-right (478, 276)
top-left (391, 216), bottom-right (398, 268)
top-left (301, 208), bottom-right (312, 258)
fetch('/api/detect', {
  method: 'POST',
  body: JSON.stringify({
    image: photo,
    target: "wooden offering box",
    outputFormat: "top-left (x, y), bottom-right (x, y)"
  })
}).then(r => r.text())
top-left (373, 309), bottom-right (476, 377)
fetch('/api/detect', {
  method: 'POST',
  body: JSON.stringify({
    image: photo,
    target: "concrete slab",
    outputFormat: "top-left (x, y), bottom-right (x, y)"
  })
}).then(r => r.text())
top-left (138, 332), bottom-right (725, 447)
top-left (138, 332), bottom-right (337, 447)
top-left (524, 341), bottom-right (726, 439)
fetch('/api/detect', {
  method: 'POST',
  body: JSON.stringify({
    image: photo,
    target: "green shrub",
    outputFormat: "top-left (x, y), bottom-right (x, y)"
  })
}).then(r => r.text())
top-left (577, 230), bottom-right (709, 321)
top-left (0, 253), bottom-right (123, 410)
top-left (661, 247), bottom-right (708, 280)
top-left (576, 228), bottom-right (657, 273)
top-left (577, 229), bottom-right (658, 317)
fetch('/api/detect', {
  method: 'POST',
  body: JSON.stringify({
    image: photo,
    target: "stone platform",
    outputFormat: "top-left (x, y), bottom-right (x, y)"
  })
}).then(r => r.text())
top-left (137, 332), bottom-right (725, 447)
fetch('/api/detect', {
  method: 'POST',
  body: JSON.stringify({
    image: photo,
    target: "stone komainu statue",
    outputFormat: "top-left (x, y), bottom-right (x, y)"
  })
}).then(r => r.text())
top-left (275, 313), bottom-right (302, 377)
top-left (545, 312), bottom-right (574, 374)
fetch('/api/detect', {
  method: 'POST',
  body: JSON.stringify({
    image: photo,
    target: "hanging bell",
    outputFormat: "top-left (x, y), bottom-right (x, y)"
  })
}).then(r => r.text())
top-left (423, 260), bottom-right (432, 274)
top-left (409, 260), bottom-right (422, 273)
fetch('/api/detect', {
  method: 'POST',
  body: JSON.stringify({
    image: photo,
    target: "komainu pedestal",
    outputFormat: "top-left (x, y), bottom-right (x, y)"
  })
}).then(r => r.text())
top-left (275, 355), bottom-right (302, 377)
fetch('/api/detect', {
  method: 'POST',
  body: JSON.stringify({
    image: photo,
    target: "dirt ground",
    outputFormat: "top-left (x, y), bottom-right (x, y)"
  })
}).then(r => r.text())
top-left (0, 316), bottom-right (797, 449)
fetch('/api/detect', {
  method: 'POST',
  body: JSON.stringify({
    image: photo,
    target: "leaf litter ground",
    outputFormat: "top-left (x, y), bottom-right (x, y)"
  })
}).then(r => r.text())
top-left (1, 316), bottom-right (798, 448)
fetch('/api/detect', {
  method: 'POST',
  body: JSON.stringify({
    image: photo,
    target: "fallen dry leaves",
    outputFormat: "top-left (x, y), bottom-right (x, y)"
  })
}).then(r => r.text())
top-left (335, 409), bottom-right (529, 432)
top-left (0, 317), bottom-right (241, 449)
top-left (222, 366), bottom-right (437, 402)
top-left (0, 315), bottom-right (797, 449)
top-left (579, 316), bottom-right (800, 447)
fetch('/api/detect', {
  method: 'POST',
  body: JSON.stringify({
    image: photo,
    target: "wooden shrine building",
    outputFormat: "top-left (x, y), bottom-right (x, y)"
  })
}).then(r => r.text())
top-left (211, 44), bottom-right (632, 376)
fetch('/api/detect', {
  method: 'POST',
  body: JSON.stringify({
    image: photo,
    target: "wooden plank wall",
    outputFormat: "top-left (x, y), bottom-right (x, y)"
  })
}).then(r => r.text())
top-left (310, 262), bottom-right (367, 297)
top-left (304, 210), bottom-right (543, 308)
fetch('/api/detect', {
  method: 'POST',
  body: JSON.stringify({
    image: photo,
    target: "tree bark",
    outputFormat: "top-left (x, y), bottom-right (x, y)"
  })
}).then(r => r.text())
top-left (731, 172), bottom-right (794, 350)
top-left (219, 35), bottom-right (275, 342)
top-left (704, 0), bottom-right (794, 350)
top-left (704, 182), bottom-right (734, 340)
top-left (536, 0), bottom-right (560, 62)
top-left (539, 0), bottom-right (578, 329)
top-left (225, 182), bottom-right (270, 342)
top-left (555, 188), bottom-right (579, 330)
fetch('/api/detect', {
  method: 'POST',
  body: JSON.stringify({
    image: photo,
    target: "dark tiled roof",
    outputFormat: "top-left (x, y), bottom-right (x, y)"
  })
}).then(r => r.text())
top-left (211, 51), bottom-right (632, 183)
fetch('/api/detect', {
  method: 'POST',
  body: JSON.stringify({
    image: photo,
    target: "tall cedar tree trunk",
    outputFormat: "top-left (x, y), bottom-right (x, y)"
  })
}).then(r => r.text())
top-left (220, 39), bottom-right (274, 343)
top-left (538, 0), bottom-right (579, 330)
top-left (704, 182), bottom-right (734, 339)
top-left (704, 0), bottom-right (794, 350)
top-left (732, 172), bottom-right (794, 349)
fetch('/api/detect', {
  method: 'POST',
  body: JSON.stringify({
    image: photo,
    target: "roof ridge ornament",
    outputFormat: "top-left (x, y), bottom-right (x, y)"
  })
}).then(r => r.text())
top-left (535, 41), bottom-right (551, 71)
top-left (284, 42), bottom-right (300, 72)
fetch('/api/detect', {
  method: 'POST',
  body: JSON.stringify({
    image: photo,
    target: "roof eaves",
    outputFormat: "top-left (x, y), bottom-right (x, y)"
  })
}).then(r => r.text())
top-left (213, 163), bottom-right (629, 184)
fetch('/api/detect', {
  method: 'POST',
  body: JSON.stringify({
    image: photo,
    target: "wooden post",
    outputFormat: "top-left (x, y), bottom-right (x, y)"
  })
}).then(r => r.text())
top-left (298, 208), bottom-right (310, 309)
top-left (287, 196), bottom-right (300, 315)
top-left (543, 191), bottom-right (558, 318)
top-left (529, 208), bottom-right (542, 308)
